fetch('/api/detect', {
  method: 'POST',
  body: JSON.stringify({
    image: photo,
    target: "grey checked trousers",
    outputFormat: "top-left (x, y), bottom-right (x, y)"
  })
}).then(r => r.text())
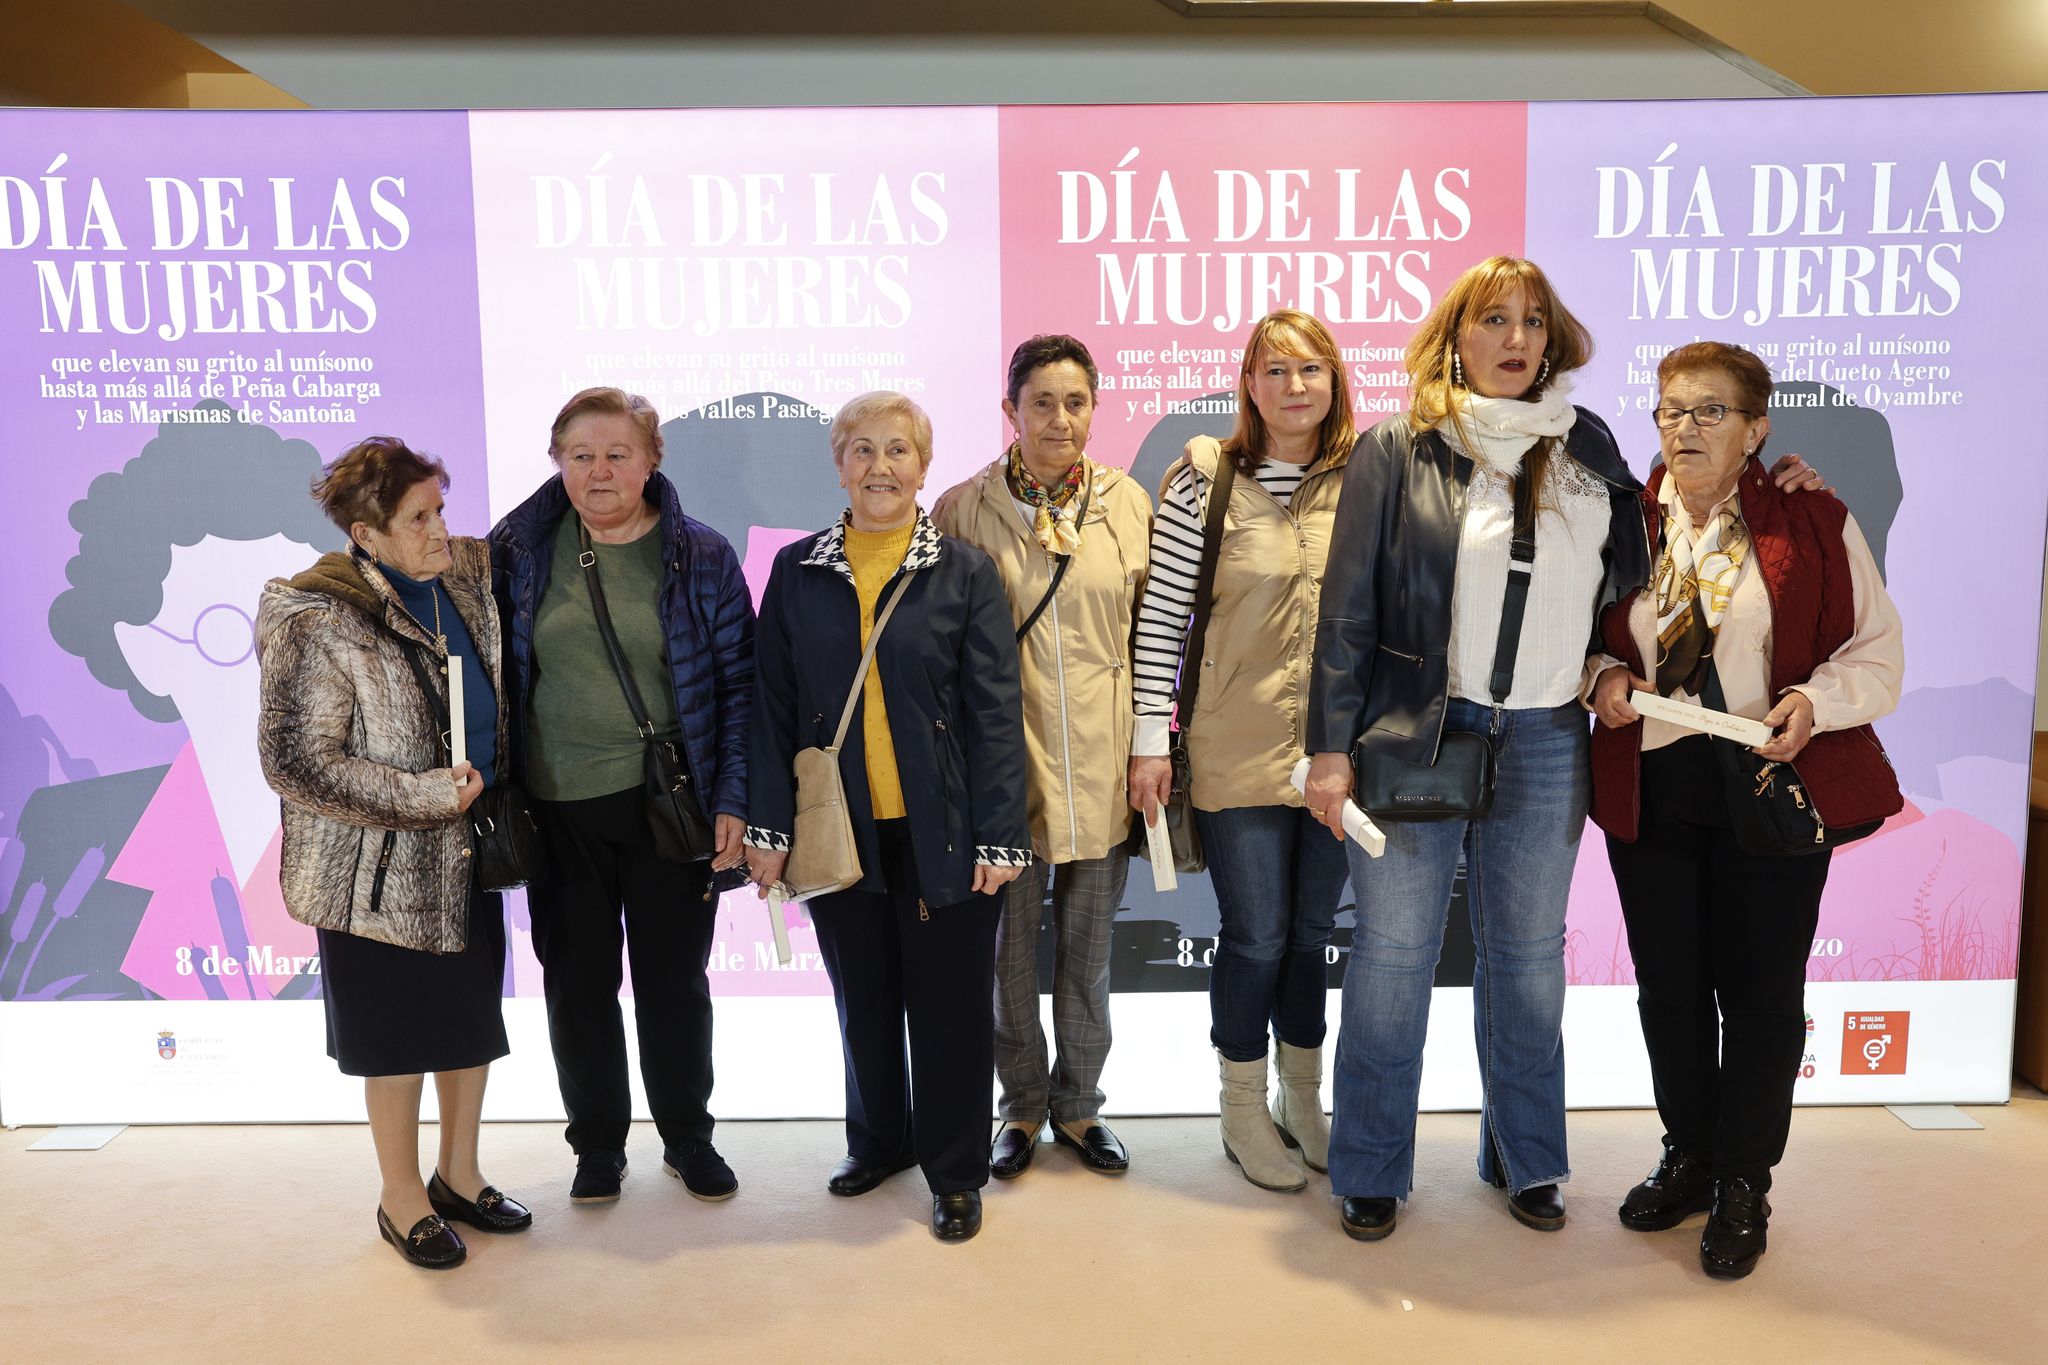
top-left (993, 849), bottom-right (1128, 1123)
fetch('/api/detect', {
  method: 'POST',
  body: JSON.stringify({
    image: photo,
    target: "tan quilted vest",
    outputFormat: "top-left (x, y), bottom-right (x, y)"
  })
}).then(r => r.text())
top-left (1169, 437), bottom-right (1348, 812)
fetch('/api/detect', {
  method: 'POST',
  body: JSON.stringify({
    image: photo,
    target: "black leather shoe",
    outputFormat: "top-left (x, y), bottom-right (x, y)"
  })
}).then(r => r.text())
top-left (377, 1206), bottom-right (466, 1268)
top-left (1488, 1166), bottom-right (1567, 1231)
top-left (1340, 1196), bottom-right (1397, 1242)
top-left (1700, 1177), bottom-right (1771, 1279)
top-left (428, 1170), bottom-right (533, 1232)
top-left (989, 1126), bottom-right (1038, 1180)
top-left (569, 1149), bottom-right (627, 1204)
top-left (1618, 1146), bottom-right (1714, 1232)
top-left (931, 1190), bottom-right (982, 1242)
top-left (828, 1152), bottom-right (919, 1197)
top-left (1052, 1120), bottom-right (1129, 1173)
top-left (663, 1141), bottom-right (738, 1201)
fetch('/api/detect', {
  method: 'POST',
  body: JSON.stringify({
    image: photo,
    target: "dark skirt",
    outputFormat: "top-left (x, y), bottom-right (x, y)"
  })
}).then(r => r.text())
top-left (319, 887), bottom-right (511, 1078)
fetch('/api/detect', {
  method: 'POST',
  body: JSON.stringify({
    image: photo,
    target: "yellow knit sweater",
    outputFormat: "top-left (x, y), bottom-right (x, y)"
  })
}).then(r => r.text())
top-left (842, 520), bottom-right (914, 819)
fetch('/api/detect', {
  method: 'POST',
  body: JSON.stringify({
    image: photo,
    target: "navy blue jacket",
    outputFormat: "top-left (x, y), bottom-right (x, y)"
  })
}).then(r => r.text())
top-left (745, 512), bottom-right (1032, 908)
top-left (489, 470), bottom-right (754, 824)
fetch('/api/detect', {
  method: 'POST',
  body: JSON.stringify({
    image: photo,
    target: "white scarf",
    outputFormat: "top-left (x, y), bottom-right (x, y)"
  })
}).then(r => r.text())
top-left (1436, 379), bottom-right (1579, 475)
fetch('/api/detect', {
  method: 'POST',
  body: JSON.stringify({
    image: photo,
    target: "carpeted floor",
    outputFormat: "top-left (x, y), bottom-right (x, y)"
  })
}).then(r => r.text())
top-left (4, 1088), bottom-right (2045, 1363)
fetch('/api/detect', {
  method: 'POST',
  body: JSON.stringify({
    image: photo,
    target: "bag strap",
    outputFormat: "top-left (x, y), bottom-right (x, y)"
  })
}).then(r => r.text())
top-left (396, 636), bottom-right (452, 764)
top-left (577, 516), bottom-right (664, 741)
top-left (1014, 476), bottom-right (1092, 642)
top-left (1173, 448), bottom-right (1237, 741)
top-left (829, 569), bottom-right (918, 752)
top-left (1485, 457), bottom-right (1541, 705)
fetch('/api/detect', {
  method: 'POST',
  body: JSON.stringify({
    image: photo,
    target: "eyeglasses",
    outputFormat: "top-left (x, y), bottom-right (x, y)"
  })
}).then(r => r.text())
top-left (145, 602), bottom-right (256, 667)
top-left (1651, 403), bottom-right (1760, 430)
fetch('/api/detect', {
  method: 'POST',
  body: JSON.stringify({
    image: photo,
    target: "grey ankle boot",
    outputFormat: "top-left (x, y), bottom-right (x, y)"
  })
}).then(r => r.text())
top-left (1271, 1042), bottom-right (1331, 1174)
top-left (1218, 1051), bottom-right (1307, 1192)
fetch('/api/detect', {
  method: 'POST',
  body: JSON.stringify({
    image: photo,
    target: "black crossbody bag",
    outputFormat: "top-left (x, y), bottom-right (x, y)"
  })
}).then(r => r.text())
top-left (576, 519), bottom-right (718, 868)
top-left (397, 641), bottom-right (548, 892)
top-left (1699, 662), bottom-right (1883, 857)
top-left (1353, 465), bottom-right (1538, 820)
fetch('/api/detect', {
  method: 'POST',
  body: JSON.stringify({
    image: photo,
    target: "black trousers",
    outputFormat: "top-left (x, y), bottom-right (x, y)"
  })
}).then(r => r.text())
top-left (1605, 737), bottom-right (1832, 1190)
top-left (530, 786), bottom-right (718, 1154)
top-left (810, 819), bottom-right (1000, 1195)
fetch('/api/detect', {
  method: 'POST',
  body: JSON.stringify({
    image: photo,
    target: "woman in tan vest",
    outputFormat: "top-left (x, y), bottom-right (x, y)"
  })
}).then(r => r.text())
top-left (1129, 310), bottom-right (1357, 1193)
top-left (934, 335), bottom-right (1153, 1181)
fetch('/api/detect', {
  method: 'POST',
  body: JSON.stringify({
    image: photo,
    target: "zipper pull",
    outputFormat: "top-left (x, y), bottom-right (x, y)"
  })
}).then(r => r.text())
top-left (917, 898), bottom-right (929, 922)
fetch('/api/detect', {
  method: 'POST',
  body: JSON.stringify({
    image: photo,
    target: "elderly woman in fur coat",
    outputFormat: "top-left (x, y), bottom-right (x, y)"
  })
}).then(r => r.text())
top-left (257, 436), bottom-right (529, 1270)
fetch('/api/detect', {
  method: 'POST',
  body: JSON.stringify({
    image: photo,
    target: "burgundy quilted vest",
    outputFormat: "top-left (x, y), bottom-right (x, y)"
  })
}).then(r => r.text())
top-left (1590, 459), bottom-right (1902, 842)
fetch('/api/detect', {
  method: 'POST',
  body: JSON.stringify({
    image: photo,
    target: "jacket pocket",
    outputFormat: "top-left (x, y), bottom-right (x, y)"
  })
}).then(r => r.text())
top-left (367, 830), bottom-right (397, 915)
top-left (934, 718), bottom-right (966, 854)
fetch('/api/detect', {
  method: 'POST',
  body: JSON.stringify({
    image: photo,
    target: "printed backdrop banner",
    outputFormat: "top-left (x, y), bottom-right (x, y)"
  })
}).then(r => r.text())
top-left (0, 96), bottom-right (2038, 1123)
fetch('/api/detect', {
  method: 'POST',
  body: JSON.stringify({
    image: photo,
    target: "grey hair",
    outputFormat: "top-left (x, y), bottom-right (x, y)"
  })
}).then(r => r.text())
top-left (828, 391), bottom-right (933, 470)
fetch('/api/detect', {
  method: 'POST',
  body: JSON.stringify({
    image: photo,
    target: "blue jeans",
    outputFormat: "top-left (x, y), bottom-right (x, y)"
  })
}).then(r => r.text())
top-left (1194, 804), bottom-right (1349, 1063)
top-left (1329, 699), bottom-right (1588, 1199)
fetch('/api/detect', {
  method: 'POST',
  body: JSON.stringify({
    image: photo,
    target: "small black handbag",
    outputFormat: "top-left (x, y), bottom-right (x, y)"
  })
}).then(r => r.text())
top-left (1353, 462), bottom-right (1537, 822)
top-left (1700, 663), bottom-right (1883, 857)
top-left (398, 640), bottom-right (548, 892)
top-left (576, 519), bottom-right (720, 870)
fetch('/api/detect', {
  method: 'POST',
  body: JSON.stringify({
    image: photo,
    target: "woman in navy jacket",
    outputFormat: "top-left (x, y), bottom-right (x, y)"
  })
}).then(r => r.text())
top-left (490, 386), bottom-right (754, 1207)
top-left (744, 390), bottom-right (1031, 1243)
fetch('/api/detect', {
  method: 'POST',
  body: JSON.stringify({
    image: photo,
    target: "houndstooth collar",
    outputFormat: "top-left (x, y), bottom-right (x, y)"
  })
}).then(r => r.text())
top-left (800, 509), bottom-right (943, 585)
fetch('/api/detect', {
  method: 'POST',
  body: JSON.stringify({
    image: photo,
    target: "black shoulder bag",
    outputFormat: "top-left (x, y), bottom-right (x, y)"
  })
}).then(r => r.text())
top-left (577, 519), bottom-right (718, 868)
top-left (1014, 478), bottom-right (1093, 642)
top-left (1353, 463), bottom-right (1538, 820)
top-left (1699, 661), bottom-right (1882, 857)
top-left (397, 640), bottom-right (548, 892)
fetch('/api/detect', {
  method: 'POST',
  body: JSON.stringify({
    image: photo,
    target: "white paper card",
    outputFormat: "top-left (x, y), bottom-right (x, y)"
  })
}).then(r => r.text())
top-left (446, 657), bottom-right (466, 770)
top-left (766, 888), bottom-right (793, 966)
top-left (1288, 759), bottom-right (1386, 858)
top-left (1630, 690), bottom-right (1773, 747)
top-left (1144, 808), bottom-right (1178, 893)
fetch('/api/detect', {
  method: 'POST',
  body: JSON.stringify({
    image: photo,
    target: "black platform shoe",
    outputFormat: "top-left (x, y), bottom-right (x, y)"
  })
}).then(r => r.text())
top-left (377, 1206), bottom-right (466, 1269)
top-left (1339, 1196), bottom-right (1397, 1242)
top-left (1489, 1167), bottom-right (1567, 1231)
top-left (1700, 1177), bottom-right (1771, 1279)
top-left (428, 1170), bottom-right (533, 1232)
top-left (1618, 1146), bottom-right (1714, 1232)
top-left (931, 1190), bottom-right (983, 1242)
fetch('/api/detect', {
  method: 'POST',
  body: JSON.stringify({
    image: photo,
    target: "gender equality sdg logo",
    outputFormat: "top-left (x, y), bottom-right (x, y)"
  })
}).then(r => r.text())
top-left (156, 1029), bottom-right (177, 1060)
top-left (1841, 1012), bottom-right (1911, 1075)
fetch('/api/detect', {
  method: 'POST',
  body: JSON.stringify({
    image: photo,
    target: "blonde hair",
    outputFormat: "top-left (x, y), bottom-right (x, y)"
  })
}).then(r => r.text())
top-left (829, 391), bottom-right (934, 470)
top-left (1223, 310), bottom-right (1356, 476)
top-left (548, 387), bottom-right (664, 466)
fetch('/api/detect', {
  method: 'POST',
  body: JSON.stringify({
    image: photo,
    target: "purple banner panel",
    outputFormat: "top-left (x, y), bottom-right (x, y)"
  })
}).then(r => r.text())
top-left (1527, 94), bottom-right (2048, 983)
top-left (0, 111), bottom-right (487, 1002)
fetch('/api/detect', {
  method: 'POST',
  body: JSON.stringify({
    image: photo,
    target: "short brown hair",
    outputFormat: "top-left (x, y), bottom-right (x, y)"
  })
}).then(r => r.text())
top-left (549, 387), bottom-right (664, 466)
top-left (1224, 310), bottom-right (1357, 477)
top-left (1656, 341), bottom-right (1774, 415)
top-left (312, 436), bottom-right (448, 535)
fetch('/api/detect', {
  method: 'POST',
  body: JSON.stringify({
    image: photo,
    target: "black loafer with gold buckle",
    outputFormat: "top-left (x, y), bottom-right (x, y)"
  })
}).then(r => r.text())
top-left (377, 1206), bottom-right (466, 1268)
top-left (429, 1170), bottom-right (534, 1232)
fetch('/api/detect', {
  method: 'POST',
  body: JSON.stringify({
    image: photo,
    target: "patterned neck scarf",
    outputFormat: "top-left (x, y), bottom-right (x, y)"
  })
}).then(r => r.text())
top-left (1653, 498), bottom-right (1750, 696)
top-left (1004, 442), bottom-right (1085, 554)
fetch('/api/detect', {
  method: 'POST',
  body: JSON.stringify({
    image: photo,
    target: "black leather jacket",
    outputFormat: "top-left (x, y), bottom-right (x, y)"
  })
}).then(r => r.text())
top-left (1306, 407), bottom-right (1646, 767)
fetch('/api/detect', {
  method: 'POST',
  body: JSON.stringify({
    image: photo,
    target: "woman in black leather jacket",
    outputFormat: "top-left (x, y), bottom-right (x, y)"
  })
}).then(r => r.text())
top-left (1302, 256), bottom-right (1815, 1245)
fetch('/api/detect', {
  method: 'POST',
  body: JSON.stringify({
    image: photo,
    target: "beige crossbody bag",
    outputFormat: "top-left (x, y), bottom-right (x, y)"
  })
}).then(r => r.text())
top-left (781, 571), bottom-right (918, 900)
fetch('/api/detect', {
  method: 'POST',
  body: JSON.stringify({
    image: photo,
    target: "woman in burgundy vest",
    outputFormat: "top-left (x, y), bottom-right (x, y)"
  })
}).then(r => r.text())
top-left (1586, 341), bottom-right (1904, 1281)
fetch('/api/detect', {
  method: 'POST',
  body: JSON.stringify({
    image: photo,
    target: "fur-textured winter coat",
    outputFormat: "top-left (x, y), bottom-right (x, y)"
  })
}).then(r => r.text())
top-left (255, 539), bottom-right (508, 953)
